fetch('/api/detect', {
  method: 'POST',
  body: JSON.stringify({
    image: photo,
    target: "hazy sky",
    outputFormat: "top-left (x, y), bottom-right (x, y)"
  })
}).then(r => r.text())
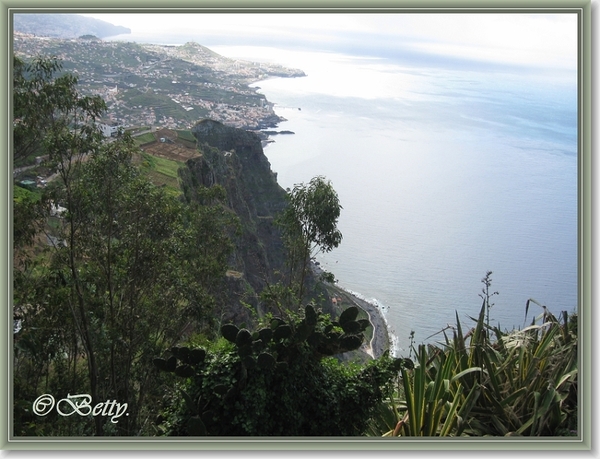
top-left (78, 12), bottom-right (578, 72)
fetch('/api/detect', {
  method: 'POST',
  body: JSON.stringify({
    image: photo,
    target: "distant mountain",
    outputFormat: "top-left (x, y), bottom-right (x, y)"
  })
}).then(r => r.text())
top-left (13, 13), bottom-right (131, 39)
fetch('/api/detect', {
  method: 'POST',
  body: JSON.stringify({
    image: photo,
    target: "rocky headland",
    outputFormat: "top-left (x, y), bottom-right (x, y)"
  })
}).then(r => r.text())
top-left (185, 119), bottom-right (392, 356)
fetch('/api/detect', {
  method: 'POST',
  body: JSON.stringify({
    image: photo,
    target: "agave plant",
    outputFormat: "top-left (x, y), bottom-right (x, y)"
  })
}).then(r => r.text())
top-left (369, 296), bottom-right (578, 437)
top-left (469, 310), bottom-right (577, 436)
top-left (394, 343), bottom-right (482, 436)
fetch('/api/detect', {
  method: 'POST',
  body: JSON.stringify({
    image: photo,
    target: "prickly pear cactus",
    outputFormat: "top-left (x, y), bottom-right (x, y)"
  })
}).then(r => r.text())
top-left (153, 304), bottom-right (406, 436)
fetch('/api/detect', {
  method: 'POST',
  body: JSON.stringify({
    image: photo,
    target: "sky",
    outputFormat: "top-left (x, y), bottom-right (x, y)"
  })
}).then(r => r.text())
top-left (78, 12), bottom-right (579, 72)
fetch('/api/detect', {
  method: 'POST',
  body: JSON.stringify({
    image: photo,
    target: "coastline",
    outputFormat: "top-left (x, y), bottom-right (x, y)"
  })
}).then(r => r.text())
top-left (319, 276), bottom-right (393, 359)
top-left (331, 286), bottom-right (393, 359)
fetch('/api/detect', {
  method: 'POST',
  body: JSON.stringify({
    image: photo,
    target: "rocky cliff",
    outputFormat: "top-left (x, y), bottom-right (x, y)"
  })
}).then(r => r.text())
top-left (176, 119), bottom-right (368, 357)
top-left (179, 119), bottom-right (290, 323)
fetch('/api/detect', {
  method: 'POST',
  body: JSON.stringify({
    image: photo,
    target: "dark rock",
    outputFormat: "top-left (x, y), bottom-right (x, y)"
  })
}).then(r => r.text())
top-left (181, 119), bottom-right (289, 323)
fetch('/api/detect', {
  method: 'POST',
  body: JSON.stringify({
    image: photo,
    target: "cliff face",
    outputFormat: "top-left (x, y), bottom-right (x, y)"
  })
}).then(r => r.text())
top-left (180, 119), bottom-right (289, 323)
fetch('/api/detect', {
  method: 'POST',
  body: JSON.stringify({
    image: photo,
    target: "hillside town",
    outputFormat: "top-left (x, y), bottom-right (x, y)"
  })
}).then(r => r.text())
top-left (13, 32), bottom-right (305, 132)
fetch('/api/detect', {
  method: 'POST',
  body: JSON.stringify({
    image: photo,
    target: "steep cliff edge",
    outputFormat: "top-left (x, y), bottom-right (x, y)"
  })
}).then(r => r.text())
top-left (179, 119), bottom-right (289, 323)
top-left (179, 119), bottom-right (378, 359)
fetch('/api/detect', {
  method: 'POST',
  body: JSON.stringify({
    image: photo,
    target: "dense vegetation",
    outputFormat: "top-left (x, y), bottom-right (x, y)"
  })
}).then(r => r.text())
top-left (12, 55), bottom-right (578, 438)
top-left (154, 305), bottom-right (404, 436)
top-left (13, 56), bottom-right (240, 435)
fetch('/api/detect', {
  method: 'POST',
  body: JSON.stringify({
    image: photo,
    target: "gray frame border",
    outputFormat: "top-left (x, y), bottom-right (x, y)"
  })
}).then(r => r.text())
top-left (1, 0), bottom-right (592, 452)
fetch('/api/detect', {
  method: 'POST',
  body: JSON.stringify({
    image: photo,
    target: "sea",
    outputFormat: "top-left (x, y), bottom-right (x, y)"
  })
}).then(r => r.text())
top-left (109, 35), bottom-right (579, 356)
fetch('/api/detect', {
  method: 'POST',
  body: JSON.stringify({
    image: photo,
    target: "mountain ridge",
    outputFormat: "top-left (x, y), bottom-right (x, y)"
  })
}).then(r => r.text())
top-left (13, 13), bottom-right (131, 39)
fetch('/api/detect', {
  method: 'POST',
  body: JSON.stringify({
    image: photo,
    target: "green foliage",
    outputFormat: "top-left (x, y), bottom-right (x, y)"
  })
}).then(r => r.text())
top-left (154, 304), bottom-right (406, 436)
top-left (134, 132), bottom-right (156, 145)
top-left (368, 275), bottom-right (578, 437)
top-left (393, 344), bottom-right (481, 437)
top-left (13, 191), bottom-right (44, 250)
top-left (12, 57), bottom-right (238, 435)
top-left (13, 55), bottom-right (106, 165)
top-left (283, 176), bottom-right (343, 255)
top-left (137, 152), bottom-right (184, 192)
top-left (175, 130), bottom-right (197, 143)
top-left (275, 176), bottom-right (343, 307)
top-left (14, 139), bottom-right (237, 435)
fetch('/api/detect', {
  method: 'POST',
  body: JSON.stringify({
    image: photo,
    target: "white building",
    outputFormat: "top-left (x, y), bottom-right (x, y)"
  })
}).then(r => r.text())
top-left (98, 121), bottom-right (121, 138)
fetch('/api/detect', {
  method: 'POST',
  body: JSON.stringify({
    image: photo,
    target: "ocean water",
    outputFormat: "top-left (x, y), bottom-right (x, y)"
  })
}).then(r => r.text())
top-left (208, 46), bottom-right (578, 355)
top-left (105, 30), bottom-right (578, 354)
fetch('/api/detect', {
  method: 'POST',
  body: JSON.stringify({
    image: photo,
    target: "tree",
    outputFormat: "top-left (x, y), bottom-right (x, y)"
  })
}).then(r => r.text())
top-left (13, 54), bottom-right (108, 435)
top-left (275, 176), bottom-right (343, 307)
top-left (14, 133), bottom-right (238, 435)
top-left (12, 56), bottom-right (237, 436)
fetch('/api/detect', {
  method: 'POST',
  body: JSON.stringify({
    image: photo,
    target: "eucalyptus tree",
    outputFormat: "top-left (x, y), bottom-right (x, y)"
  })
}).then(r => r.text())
top-left (29, 134), bottom-right (237, 435)
top-left (13, 54), bottom-right (108, 435)
top-left (275, 176), bottom-right (343, 307)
